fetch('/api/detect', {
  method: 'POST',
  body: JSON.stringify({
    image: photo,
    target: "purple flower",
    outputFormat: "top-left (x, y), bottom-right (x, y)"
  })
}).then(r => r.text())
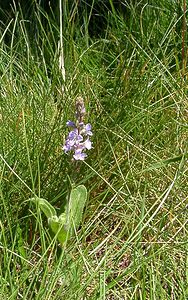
top-left (66, 120), bottom-right (76, 127)
top-left (63, 129), bottom-right (84, 152)
top-left (81, 123), bottom-right (92, 136)
top-left (73, 150), bottom-right (87, 161)
top-left (68, 129), bottom-right (83, 143)
top-left (85, 123), bottom-right (92, 131)
top-left (63, 142), bottom-right (72, 153)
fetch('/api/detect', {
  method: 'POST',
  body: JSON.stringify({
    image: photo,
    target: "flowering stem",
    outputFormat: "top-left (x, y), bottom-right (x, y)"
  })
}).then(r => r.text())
top-left (63, 97), bottom-right (93, 161)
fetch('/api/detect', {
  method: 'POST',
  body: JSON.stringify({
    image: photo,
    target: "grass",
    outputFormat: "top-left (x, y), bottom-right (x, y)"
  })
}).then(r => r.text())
top-left (0, 0), bottom-right (188, 299)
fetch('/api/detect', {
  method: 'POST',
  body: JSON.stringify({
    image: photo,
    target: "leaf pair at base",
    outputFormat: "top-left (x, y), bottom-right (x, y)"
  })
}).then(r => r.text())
top-left (30, 185), bottom-right (87, 245)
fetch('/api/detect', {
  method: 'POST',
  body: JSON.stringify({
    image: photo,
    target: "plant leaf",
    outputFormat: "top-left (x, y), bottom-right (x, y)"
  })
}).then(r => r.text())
top-left (48, 214), bottom-right (67, 244)
top-left (67, 185), bottom-right (87, 235)
top-left (30, 197), bottom-right (57, 218)
top-left (144, 154), bottom-right (187, 171)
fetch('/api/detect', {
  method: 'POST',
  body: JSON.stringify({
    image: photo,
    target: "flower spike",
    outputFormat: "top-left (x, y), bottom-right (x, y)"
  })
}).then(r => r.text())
top-left (63, 97), bottom-right (92, 160)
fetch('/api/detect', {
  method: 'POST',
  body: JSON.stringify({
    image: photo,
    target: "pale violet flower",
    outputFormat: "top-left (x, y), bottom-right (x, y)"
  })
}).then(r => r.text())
top-left (73, 150), bottom-right (87, 161)
top-left (63, 129), bottom-right (84, 153)
top-left (66, 120), bottom-right (76, 127)
top-left (81, 123), bottom-right (93, 137)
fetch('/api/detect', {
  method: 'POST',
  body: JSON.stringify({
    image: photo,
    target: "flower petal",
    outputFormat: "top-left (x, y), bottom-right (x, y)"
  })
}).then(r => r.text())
top-left (73, 151), bottom-right (87, 160)
top-left (85, 123), bottom-right (92, 131)
top-left (66, 120), bottom-right (76, 127)
top-left (84, 139), bottom-right (92, 150)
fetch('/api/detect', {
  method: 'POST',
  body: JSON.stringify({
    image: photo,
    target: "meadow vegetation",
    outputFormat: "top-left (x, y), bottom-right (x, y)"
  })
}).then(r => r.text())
top-left (0, 0), bottom-right (188, 299)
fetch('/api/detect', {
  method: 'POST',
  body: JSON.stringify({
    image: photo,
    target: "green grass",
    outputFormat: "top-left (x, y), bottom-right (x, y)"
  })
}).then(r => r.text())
top-left (0, 0), bottom-right (188, 299)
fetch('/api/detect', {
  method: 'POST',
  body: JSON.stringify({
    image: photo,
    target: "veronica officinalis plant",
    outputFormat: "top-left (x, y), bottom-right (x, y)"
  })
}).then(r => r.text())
top-left (31, 97), bottom-right (92, 246)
